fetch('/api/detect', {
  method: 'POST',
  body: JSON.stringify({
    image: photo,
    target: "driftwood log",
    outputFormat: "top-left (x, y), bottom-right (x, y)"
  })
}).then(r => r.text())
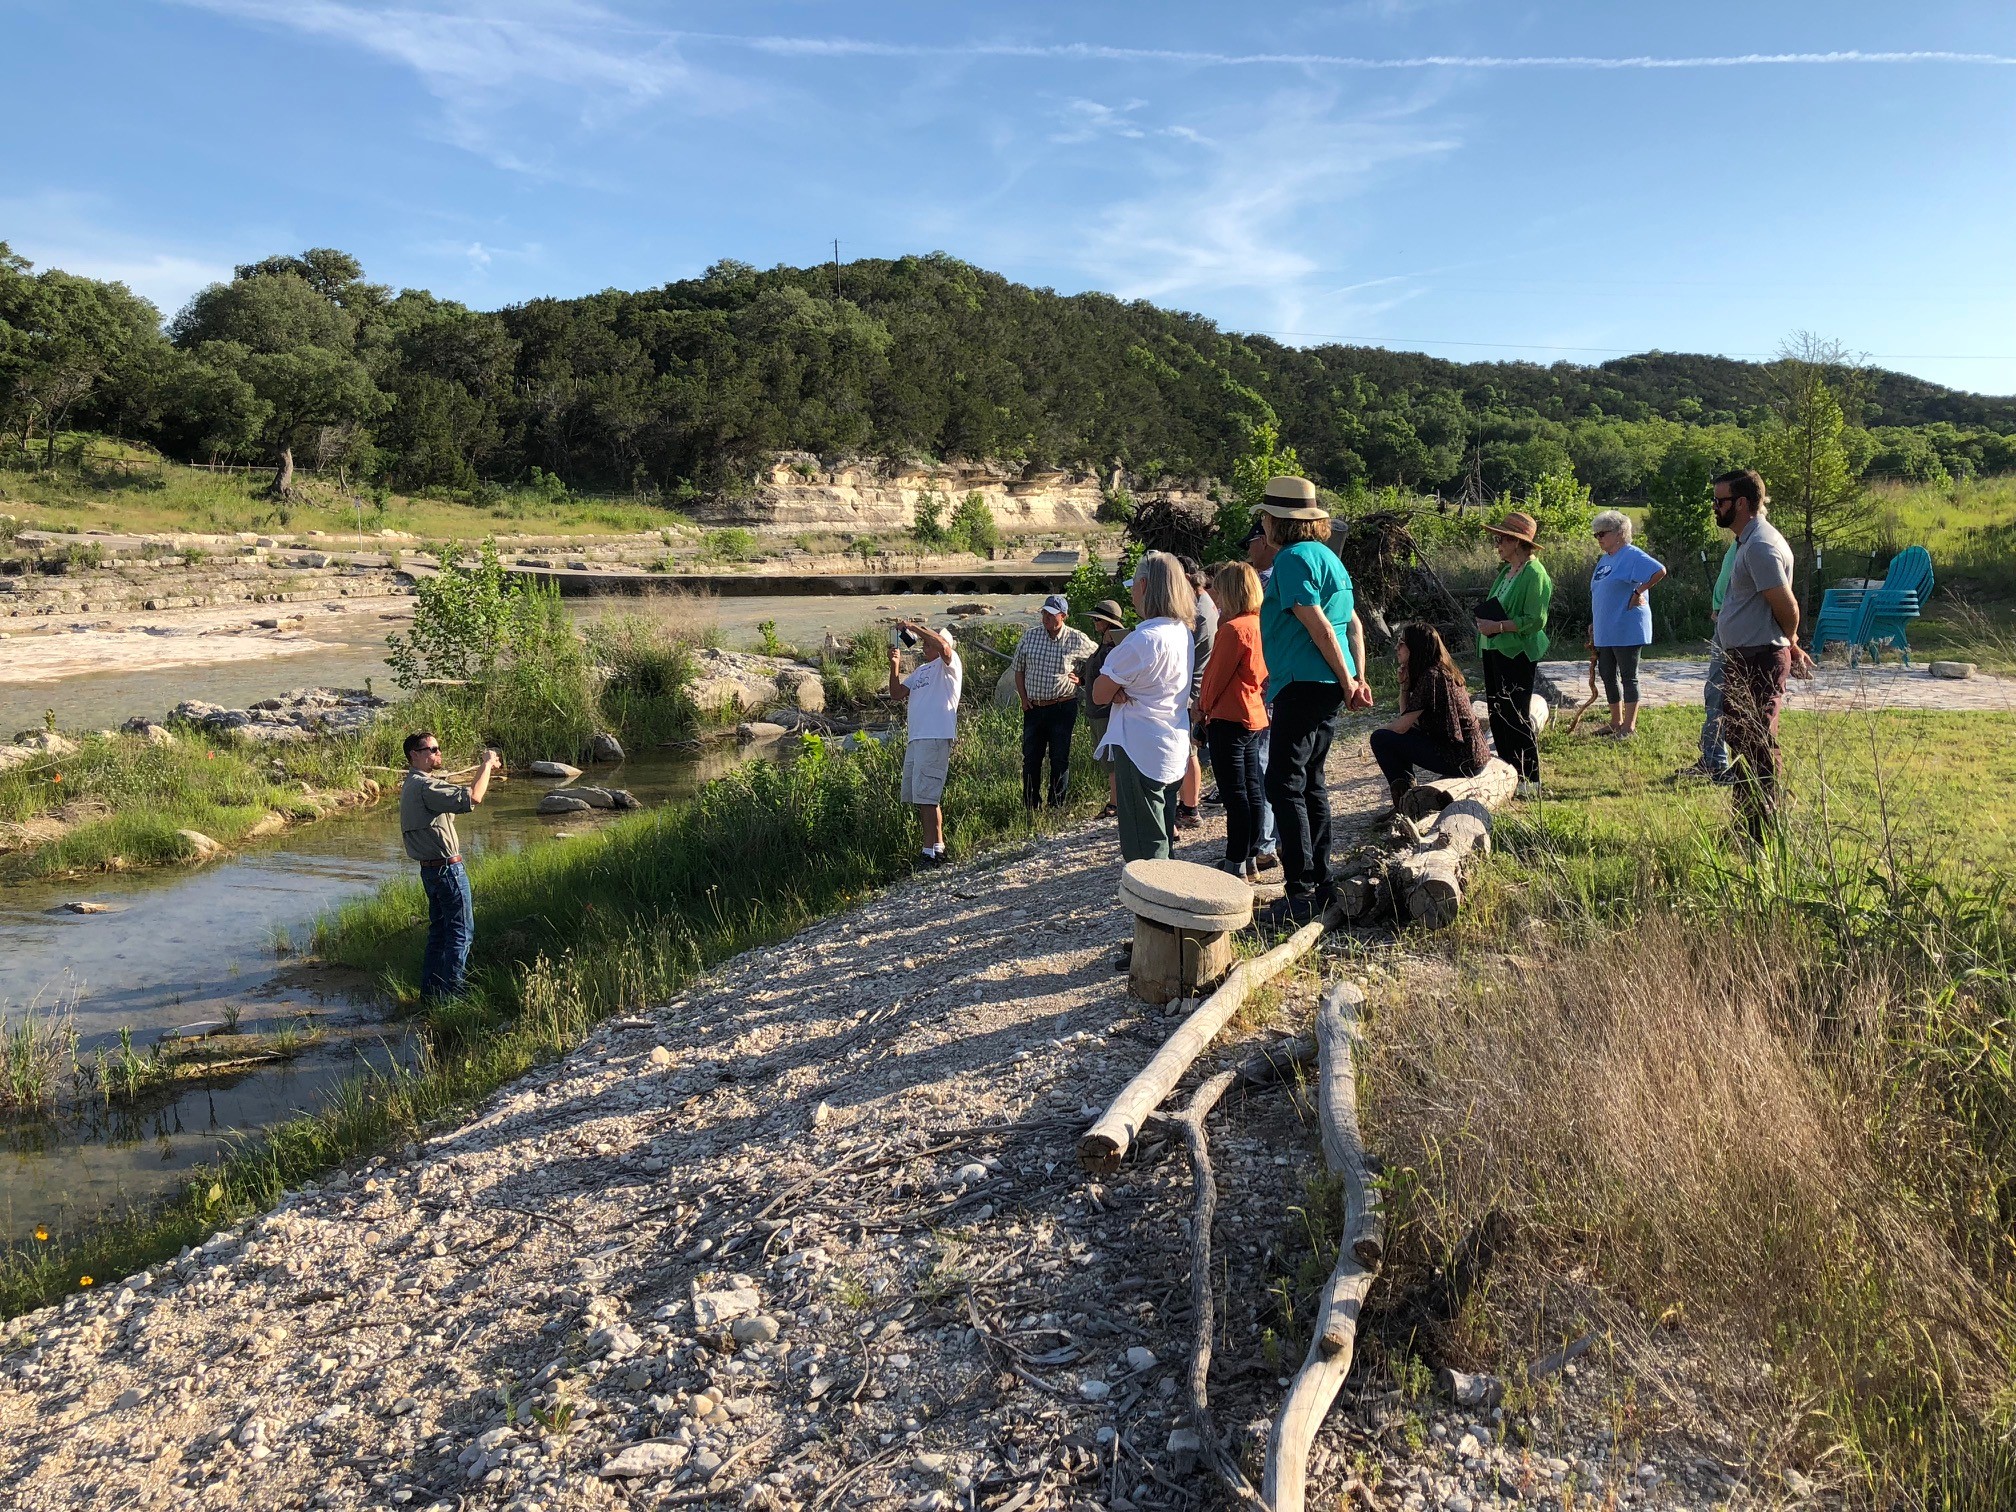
top-left (1391, 799), bottom-right (1496, 930)
top-left (1263, 982), bottom-right (1379, 1512)
top-left (1078, 915), bottom-right (1329, 1174)
top-left (1394, 758), bottom-right (1518, 821)
top-left (1171, 1070), bottom-right (1268, 1507)
top-left (1357, 759), bottom-right (1517, 929)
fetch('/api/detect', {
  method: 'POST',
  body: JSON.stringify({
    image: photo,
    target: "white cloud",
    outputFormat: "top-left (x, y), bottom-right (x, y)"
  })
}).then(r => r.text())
top-left (684, 32), bottom-right (2016, 72)
top-left (172, 0), bottom-right (743, 172)
top-left (0, 192), bottom-right (235, 319)
top-left (1061, 93), bottom-right (1458, 334)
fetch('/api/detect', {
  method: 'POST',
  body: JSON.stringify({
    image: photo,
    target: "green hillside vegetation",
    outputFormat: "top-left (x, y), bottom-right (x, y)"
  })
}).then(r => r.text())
top-left (4, 241), bottom-right (2011, 515)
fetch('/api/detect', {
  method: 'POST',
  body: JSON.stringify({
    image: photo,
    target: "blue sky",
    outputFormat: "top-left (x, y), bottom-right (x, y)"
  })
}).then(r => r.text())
top-left (6, 0), bottom-right (2015, 394)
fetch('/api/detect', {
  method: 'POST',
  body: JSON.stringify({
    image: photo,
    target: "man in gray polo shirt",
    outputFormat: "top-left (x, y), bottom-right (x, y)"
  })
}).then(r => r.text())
top-left (400, 731), bottom-right (500, 1000)
top-left (1711, 469), bottom-right (1814, 839)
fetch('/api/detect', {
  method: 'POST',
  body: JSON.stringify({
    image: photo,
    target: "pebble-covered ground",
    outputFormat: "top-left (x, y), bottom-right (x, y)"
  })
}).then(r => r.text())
top-left (0, 738), bottom-right (1792, 1510)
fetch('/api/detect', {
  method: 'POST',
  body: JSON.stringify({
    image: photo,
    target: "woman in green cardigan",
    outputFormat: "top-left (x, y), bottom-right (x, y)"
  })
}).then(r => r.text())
top-left (1475, 510), bottom-right (1553, 795)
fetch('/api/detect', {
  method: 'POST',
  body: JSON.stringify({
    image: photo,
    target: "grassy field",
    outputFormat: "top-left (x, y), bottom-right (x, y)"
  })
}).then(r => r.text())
top-left (0, 436), bottom-right (687, 541)
top-left (1364, 703), bottom-right (2016, 1507)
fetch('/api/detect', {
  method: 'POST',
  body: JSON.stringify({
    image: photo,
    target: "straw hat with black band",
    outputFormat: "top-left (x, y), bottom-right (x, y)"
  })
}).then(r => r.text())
top-left (1088, 598), bottom-right (1127, 629)
top-left (1256, 474), bottom-right (1328, 521)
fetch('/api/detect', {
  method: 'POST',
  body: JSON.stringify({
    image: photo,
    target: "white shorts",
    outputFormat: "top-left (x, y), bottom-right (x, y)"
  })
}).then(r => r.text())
top-left (901, 737), bottom-right (953, 806)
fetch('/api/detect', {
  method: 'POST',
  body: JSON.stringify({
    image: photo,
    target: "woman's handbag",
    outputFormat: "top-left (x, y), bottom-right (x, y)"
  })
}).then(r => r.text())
top-left (1474, 595), bottom-right (1509, 623)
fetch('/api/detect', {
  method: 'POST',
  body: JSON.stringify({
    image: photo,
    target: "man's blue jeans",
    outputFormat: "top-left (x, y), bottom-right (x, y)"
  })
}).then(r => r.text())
top-left (419, 861), bottom-right (474, 1001)
top-left (1700, 648), bottom-right (1729, 775)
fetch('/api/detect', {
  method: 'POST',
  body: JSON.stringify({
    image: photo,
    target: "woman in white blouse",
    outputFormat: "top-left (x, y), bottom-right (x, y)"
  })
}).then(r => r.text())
top-left (1092, 551), bottom-right (1197, 862)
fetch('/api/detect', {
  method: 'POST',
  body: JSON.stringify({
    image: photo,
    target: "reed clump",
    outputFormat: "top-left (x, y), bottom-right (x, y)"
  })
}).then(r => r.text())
top-left (1371, 704), bottom-right (2016, 1506)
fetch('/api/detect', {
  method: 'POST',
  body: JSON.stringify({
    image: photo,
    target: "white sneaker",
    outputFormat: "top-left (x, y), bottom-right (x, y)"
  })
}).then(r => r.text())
top-left (1516, 780), bottom-right (1542, 800)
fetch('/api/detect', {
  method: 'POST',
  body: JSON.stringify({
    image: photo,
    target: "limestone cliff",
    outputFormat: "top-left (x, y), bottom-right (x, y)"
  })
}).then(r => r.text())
top-left (698, 453), bottom-right (1216, 531)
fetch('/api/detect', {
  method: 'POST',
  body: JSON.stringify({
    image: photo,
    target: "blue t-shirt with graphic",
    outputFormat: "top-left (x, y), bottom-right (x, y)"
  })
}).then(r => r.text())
top-left (1590, 543), bottom-right (1664, 647)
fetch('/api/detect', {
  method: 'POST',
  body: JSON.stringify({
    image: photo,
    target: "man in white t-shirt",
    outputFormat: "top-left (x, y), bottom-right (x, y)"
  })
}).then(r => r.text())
top-left (887, 619), bottom-right (962, 865)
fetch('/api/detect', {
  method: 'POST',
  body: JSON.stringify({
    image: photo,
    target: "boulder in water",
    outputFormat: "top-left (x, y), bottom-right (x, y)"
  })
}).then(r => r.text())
top-left (527, 760), bottom-right (583, 780)
top-left (588, 732), bottom-right (624, 763)
top-left (537, 793), bottom-right (593, 815)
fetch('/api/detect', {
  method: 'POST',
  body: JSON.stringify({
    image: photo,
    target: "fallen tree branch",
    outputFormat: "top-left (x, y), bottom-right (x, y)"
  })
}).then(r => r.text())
top-left (1264, 982), bottom-right (1378, 1512)
top-left (1079, 915), bottom-right (1330, 1174)
top-left (1171, 1068), bottom-right (1267, 1509)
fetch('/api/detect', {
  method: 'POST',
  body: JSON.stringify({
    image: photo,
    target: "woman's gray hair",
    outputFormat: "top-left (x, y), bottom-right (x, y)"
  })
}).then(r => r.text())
top-left (1131, 550), bottom-right (1197, 627)
top-left (1591, 509), bottom-right (1632, 544)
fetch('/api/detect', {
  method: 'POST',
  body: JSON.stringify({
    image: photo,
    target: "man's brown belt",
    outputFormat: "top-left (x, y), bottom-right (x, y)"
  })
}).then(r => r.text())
top-left (1027, 694), bottom-right (1077, 708)
top-left (419, 856), bottom-right (463, 867)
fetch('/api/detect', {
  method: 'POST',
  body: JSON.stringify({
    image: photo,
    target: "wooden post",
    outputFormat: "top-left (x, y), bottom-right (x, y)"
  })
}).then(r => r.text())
top-left (1263, 982), bottom-right (1380, 1512)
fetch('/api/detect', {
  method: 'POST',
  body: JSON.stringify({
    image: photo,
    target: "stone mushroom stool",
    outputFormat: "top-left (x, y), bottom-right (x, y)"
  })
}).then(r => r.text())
top-left (1118, 859), bottom-right (1254, 1005)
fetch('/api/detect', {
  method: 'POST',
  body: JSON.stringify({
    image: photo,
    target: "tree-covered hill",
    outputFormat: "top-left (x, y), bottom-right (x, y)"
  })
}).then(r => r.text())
top-left (3, 242), bottom-right (2011, 505)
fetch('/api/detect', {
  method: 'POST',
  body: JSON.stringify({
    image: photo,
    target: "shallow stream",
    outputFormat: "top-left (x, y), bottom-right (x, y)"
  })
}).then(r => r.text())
top-left (0, 584), bottom-right (1038, 1241)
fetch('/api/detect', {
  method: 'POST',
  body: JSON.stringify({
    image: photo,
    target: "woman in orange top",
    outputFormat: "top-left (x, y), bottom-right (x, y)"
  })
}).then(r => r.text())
top-left (1193, 561), bottom-right (1271, 879)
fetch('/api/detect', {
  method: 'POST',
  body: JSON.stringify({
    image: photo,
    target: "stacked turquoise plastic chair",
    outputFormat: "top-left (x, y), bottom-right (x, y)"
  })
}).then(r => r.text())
top-left (1863, 545), bottom-right (1933, 666)
top-left (1810, 546), bottom-right (1933, 666)
top-left (1810, 583), bottom-right (1876, 663)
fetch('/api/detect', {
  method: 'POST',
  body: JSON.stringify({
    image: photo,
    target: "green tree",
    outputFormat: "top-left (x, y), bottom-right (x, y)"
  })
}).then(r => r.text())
top-left (1214, 418), bottom-right (1302, 558)
top-left (910, 488), bottom-right (949, 547)
top-left (0, 253), bottom-right (163, 463)
top-left (1754, 334), bottom-right (1874, 601)
top-left (948, 491), bottom-right (997, 556)
top-left (171, 250), bottom-right (387, 497)
top-left (1646, 430), bottom-right (1749, 560)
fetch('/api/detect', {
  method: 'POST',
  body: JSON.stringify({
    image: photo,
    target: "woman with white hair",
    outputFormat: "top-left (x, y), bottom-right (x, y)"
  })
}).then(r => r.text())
top-left (1092, 551), bottom-right (1196, 862)
top-left (1588, 510), bottom-right (1666, 739)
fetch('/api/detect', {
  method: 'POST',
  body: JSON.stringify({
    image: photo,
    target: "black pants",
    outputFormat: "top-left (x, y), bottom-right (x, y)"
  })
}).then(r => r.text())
top-left (1020, 700), bottom-right (1077, 808)
top-left (1205, 722), bottom-right (1267, 866)
top-left (1481, 650), bottom-right (1539, 782)
top-left (1368, 727), bottom-right (1473, 793)
top-left (1597, 644), bottom-right (1642, 706)
top-left (1265, 680), bottom-right (1345, 898)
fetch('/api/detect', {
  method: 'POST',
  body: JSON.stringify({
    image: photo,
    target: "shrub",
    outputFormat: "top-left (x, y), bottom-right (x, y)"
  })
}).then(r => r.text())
top-left (385, 540), bottom-right (599, 763)
top-left (704, 528), bottom-right (760, 562)
top-left (911, 490), bottom-right (949, 547)
top-left (949, 491), bottom-right (997, 556)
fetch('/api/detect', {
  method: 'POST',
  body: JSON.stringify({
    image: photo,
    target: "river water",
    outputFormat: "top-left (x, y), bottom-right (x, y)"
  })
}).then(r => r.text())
top-left (0, 743), bottom-right (763, 1242)
top-left (0, 584), bottom-right (1044, 1242)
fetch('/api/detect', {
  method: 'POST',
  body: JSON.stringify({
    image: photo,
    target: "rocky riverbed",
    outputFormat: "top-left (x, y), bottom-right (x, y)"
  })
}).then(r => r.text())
top-left (0, 742), bottom-right (1775, 1511)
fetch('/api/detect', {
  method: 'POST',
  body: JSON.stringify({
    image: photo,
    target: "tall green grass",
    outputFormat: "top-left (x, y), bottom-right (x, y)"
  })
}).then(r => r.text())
top-left (1432, 705), bottom-right (2016, 1507)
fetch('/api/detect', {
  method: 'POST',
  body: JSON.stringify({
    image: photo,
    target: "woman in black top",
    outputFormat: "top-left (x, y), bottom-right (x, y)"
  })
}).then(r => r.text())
top-left (1368, 624), bottom-right (1493, 808)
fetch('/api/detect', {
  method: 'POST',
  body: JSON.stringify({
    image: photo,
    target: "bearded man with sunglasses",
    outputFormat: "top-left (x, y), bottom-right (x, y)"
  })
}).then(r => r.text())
top-left (401, 731), bottom-right (501, 1001)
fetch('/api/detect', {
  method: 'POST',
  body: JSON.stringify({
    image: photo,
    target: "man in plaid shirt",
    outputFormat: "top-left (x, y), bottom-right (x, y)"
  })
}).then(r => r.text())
top-left (1010, 593), bottom-right (1098, 809)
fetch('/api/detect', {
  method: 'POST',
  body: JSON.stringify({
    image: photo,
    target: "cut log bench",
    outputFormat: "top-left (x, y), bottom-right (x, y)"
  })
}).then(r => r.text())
top-left (1118, 859), bottom-right (1254, 1005)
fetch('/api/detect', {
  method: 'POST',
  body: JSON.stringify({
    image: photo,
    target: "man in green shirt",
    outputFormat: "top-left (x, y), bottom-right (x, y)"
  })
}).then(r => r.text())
top-left (400, 731), bottom-right (500, 1001)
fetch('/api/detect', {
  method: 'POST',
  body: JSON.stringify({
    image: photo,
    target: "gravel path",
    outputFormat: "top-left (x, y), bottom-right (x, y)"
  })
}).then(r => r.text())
top-left (0, 733), bottom-right (1765, 1511)
top-left (1539, 656), bottom-right (2016, 713)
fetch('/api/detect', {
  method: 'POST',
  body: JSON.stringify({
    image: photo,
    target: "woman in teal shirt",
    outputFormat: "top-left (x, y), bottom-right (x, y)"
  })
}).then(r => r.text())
top-left (1474, 510), bottom-right (1553, 794)
top-left (1256, 476), bottom-right (1369, 925)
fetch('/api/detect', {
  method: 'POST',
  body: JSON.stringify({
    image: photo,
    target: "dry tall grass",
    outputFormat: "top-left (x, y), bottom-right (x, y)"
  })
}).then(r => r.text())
top-left (1365, 914), bottom-right (2016, 1504)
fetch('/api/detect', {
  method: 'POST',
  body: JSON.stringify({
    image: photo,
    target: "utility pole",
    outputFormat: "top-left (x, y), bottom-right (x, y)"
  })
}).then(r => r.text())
top-left (833, 239), bottom-right (841, 300)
